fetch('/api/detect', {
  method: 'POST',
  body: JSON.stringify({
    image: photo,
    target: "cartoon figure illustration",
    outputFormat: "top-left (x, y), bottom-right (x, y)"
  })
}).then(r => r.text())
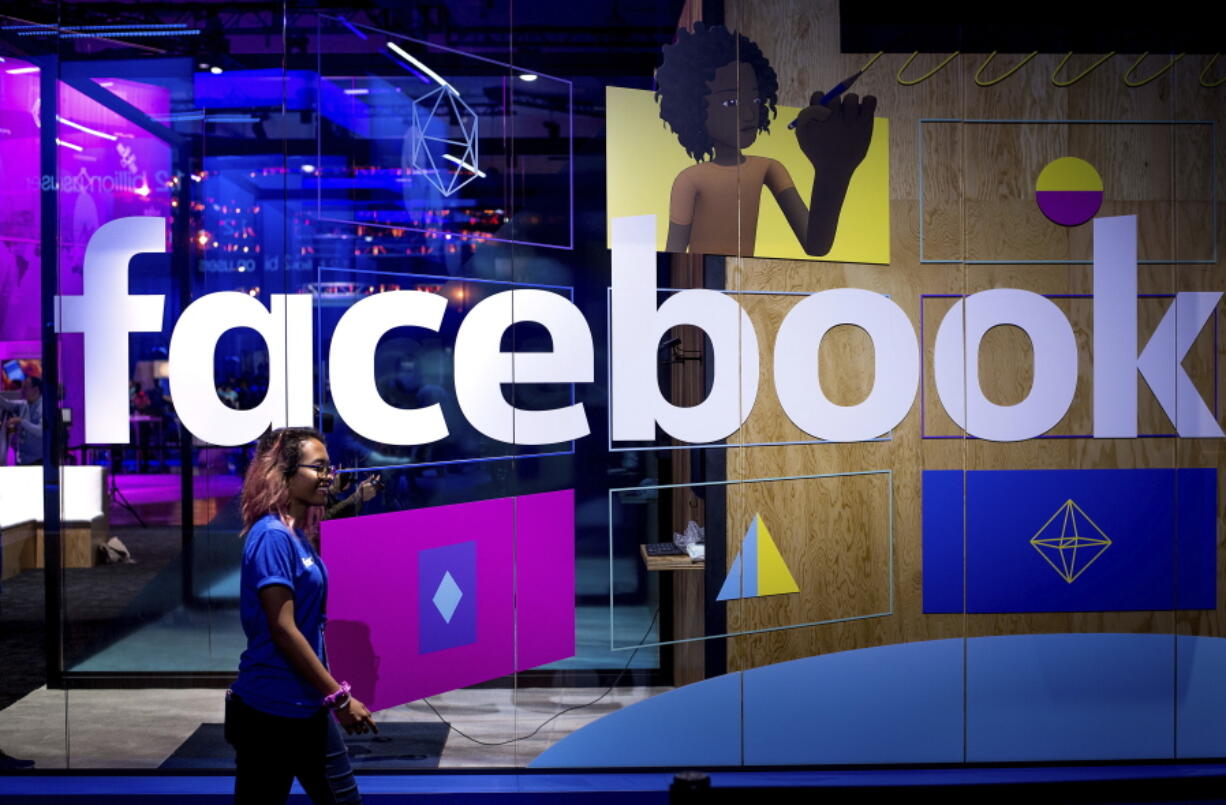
top-left (656, 23), bottom-right (876, 257)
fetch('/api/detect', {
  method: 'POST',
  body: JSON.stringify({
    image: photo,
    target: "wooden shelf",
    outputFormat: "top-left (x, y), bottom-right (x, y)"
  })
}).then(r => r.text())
top-left (640, 544), bottom-right (704, 571)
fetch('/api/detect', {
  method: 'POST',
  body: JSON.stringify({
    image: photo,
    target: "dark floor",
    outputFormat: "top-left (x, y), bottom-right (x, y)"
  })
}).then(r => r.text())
top-left (0, 526), bottom-right (182, 710)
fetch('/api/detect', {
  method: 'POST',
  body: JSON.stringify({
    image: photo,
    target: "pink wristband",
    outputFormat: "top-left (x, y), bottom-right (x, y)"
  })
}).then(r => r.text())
top-left (323, 681), bottom-right (351, 709)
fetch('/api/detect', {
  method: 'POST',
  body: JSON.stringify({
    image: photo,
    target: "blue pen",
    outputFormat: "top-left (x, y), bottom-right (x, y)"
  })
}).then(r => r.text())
top-left (787, 70), bottom-right (863, 129)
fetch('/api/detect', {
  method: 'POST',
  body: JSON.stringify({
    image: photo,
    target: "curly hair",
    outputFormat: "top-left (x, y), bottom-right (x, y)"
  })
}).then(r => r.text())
top-left (655, 22), bottom-right (779, 163)
top-left (240, 426), bottom-right (326, 539)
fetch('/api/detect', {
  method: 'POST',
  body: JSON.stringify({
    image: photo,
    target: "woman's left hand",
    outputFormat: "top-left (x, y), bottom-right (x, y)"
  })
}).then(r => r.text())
top-left (335, 696), bottom-right (378, 735)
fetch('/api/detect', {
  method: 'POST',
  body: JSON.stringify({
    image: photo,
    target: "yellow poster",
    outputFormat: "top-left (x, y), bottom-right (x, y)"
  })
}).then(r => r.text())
top-left (607, 85), bottom-right (889, 264)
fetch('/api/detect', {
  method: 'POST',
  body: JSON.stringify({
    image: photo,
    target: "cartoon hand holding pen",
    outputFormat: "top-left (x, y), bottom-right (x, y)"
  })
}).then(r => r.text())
top-left (783, 70), bottom-right (876, 255)
top-left (792, 71), bottom-right (877, 180)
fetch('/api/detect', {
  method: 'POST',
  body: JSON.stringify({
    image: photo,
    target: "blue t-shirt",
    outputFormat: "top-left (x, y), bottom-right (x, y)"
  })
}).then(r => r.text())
top-left (232, 514), bottom-right (329, 718)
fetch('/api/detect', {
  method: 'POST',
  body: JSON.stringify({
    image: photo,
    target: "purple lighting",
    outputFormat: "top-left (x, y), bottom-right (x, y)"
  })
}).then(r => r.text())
top-left (0, 61), bottom-right (42, 344)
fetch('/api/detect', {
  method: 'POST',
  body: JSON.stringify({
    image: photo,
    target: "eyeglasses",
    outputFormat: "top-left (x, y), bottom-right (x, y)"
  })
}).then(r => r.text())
top-left (297, 463), bottom-right (336, 477)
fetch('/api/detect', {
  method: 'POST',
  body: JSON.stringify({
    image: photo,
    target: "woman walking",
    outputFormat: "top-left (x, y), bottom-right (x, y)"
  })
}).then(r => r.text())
top-left (226, 426), bottom-right (376, 803)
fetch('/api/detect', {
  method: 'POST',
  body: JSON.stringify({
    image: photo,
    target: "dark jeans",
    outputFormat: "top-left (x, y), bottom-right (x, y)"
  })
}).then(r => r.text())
top-left (224, 691), bottom-right (361, 804)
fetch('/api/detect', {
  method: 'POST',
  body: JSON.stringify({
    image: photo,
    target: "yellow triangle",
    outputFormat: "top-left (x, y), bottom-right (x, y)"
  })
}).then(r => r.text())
top-left (755, 515), bottom-right (800, 596)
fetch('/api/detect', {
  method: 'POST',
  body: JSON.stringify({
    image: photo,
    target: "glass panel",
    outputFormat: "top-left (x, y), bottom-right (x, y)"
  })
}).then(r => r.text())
top-left (959, 117), bottom-right (1179, 762)
top-left (0, 9), bottom-right (68, 771)
top-left (1172, 84), bottom-right (1222, 759)
top-left (46, 4), bottom-right (290, 767)
top-left (313, 10), bottom-right (524, 764)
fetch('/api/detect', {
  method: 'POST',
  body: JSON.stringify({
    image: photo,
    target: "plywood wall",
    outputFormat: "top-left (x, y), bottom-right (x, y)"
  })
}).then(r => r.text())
top-left (703, 0), bottom-right (1226, 672)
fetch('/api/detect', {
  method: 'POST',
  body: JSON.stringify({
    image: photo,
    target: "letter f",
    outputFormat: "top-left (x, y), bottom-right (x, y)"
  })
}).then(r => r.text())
top-left (56, 217), bottom-right (166, 444)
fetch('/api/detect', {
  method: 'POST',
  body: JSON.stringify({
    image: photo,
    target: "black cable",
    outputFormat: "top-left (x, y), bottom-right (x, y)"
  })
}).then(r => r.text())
top-left (422, 606), bottom-right (662, 747)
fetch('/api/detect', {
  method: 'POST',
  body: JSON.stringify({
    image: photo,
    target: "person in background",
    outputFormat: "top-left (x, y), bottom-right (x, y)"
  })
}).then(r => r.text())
top-left (0, 376), bottom-right (44, 465)
top-left (226, 426), bottom-right (375, 804)
top-left (129, 380), bottom-right (150, 414)
top-left (0, 402), bottom-right (10, 466)
top-left (325, 470), bottom-right (383, 520)
top-left (218, 378), bottom-right (240, 409)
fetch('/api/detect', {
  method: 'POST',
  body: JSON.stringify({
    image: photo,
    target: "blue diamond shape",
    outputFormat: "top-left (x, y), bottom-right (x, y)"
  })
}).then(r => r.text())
top-left (419, 540), bottom-right (477, 654)
top-left (432, 571), bottom-right (463, 624)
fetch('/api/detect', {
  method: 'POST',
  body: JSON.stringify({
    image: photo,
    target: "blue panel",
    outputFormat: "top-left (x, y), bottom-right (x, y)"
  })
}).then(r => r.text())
top-left (924, 469), bottom-right (1217, 613)
top-left (742, 639), bottom-right (964, 764)
top-left (317, 76), bottom-right (371, 136)
top-left (922, 470), bottom-right (964, 612)
top-left (529, 672), bottom-right (743, 767)
top-left (1177, 469), bottom-right (1218, 608)
top-left (10, 765), bottom-right (1226, 799)
top-left (194, 69), bottom-right (311, 109)
top-left (1177, 634), bottom-right (1226, 757)
top-left (536, 635), bottom-right (1226, 768)
top-left (418, 540), bottom-right (478, 654)
top-left (193, 70), bottom-right (368, 135)
top-left (967, 633), bottom-right (1176, 761)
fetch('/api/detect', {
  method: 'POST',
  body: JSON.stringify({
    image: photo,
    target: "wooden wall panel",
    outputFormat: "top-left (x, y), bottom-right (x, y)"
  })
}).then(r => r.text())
top-left (706, 0), bottom-right (1226, 673)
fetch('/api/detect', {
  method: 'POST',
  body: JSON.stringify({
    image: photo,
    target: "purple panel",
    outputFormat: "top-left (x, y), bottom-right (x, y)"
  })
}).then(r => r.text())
top-left (322, 489), bottom-right (575, 712)
top-left (1035, 190), bottom-right (1103, 227)
top-left (418, 540), bottom-right (477, 654)
top-left (515, 489), bottom-right (576, 670)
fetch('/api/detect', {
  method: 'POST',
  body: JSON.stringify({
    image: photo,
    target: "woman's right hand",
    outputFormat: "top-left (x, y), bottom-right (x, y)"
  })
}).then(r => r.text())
top-left (335, 696), bottom-right (378, 735)
top-left (356, 474), bottom-right (381, 503)
top-left (795, 89), bottom-right (876, 176)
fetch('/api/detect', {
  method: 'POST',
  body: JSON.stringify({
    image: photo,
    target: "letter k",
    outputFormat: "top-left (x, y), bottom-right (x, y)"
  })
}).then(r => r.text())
top-left (1094, 215), bottom-right (1223, 438)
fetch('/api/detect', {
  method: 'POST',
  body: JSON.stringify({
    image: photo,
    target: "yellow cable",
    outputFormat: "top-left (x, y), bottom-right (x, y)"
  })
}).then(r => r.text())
top-left (1199, 53), bottom-right (1224, 88)
top-left (974, 51), bottom-right (1038, 87)
top-left (859, 51), bottom-right (883, 73)
top-left (1123, 51), bottom-right (1184, 87)
top-left (896, 51), bottom-right (960, 86)
top-left (1050, 51), bottom-right (1115, 87)
top-left (883, 48), bottom-right (1206, 90)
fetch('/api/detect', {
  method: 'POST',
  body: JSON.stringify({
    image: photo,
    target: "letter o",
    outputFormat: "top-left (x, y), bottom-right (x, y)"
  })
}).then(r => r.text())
top-left (774, 289), bottom-right (919, 442)
top-left (933, 289), bottom-right (1078, 442)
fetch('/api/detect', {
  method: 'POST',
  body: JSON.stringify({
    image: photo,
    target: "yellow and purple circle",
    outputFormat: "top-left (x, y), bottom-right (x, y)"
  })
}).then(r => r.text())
top-left (1035, 157), bottom-right (1104, 227)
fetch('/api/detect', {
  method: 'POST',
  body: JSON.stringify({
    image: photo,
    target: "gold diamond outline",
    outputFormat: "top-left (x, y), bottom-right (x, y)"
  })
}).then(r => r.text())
top-left (1029, 500), bottom-right (1074, 581)
top-left (1028, 498), bottom-right (1113, 584)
